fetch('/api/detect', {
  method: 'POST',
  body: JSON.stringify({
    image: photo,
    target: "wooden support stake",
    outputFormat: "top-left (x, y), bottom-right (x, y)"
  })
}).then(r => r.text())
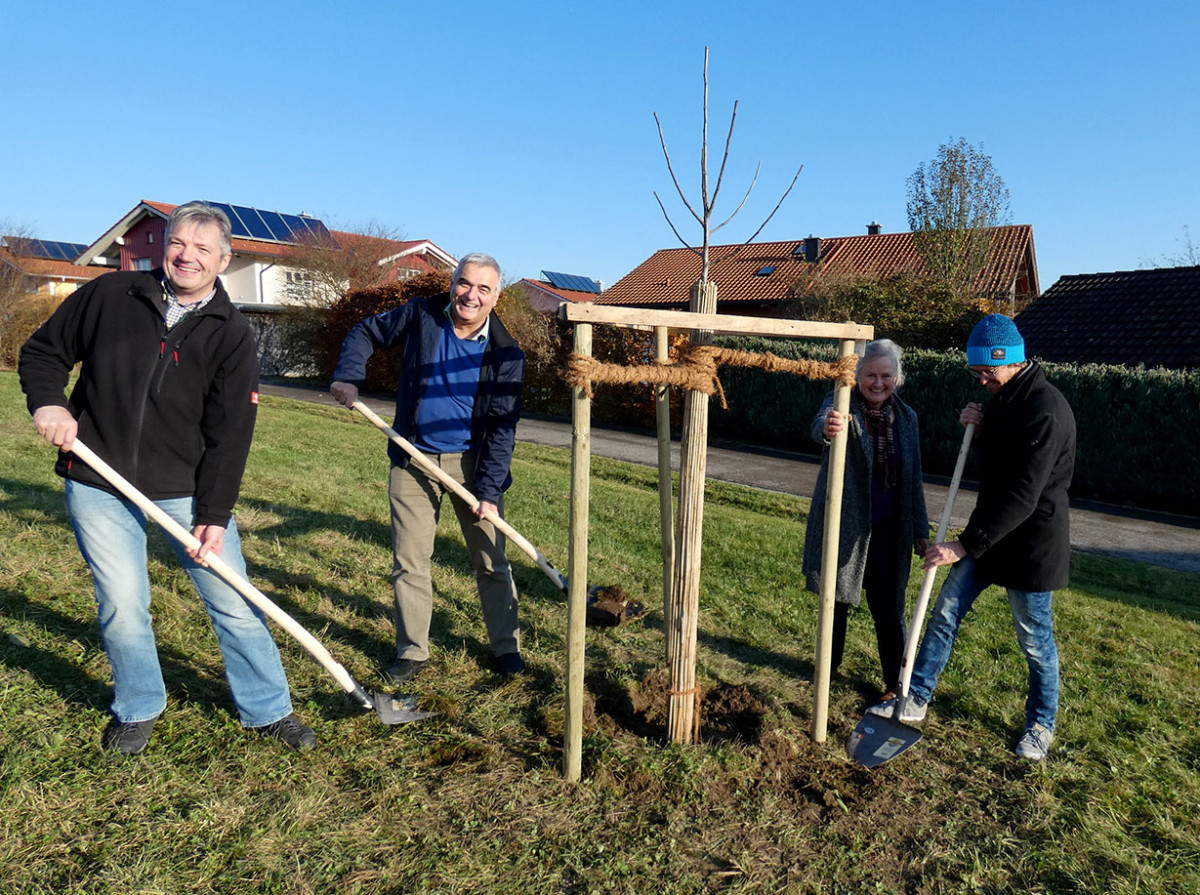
top-left (667, 280), bottom-right (717, 745)
top-left (655, 325), bottom-right (675, 634)
top-left (810, 338), bottom-right (862, 743)
top-left (564, 322), bottom-right (593, 781)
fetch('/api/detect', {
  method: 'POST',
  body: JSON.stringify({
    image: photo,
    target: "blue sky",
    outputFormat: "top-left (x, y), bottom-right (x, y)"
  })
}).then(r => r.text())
top-left (3, 1), bottom-right (1197, 292)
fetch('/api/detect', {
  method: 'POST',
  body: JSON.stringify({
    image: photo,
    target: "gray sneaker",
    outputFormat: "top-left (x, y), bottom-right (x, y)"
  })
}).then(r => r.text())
top-left (256, 714), bottom-right (317, 751)
top-left (866, 695), bottom-right (927, 723)
top-left (1015, 723), bottom-right (1054, 760)
top-left (102, 716), bottom-right (159, 755)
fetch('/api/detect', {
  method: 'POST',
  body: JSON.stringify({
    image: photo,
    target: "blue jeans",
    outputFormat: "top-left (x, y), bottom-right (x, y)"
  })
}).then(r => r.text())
top-left (909, 555), bottom-right (1059, 731)
top-left (66, 480), bottom-right (294, 727)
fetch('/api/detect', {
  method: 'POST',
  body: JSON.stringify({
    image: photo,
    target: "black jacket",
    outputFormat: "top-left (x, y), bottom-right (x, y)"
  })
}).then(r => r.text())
top-left (331, 293), bottom-right (525, 504)
top-left (959, 361), bottom-right (1076, 591)
top-left (18, 269), bottom-right (259, 527)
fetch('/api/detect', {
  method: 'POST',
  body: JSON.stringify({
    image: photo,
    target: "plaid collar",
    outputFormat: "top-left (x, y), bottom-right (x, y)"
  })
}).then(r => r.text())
top-left (161, 277), bottom-right (216, 328)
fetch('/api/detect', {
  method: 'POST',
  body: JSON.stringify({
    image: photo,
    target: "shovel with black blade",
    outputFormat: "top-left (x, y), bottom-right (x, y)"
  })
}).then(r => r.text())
top-left (66, 439), bottom-right (435, 726)
top-left (847, 422), bottom-right (975, 767)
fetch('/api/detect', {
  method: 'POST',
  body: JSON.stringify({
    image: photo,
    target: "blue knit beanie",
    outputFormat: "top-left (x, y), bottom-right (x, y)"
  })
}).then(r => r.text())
top-left (967, 314), bottom-right (1025, 366)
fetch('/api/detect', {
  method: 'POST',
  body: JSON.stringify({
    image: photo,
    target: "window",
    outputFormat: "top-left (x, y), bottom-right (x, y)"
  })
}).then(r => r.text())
top-left (133, 258), bottom-right (153, 271)
top-left (754, 265), bottom-right (777, 277)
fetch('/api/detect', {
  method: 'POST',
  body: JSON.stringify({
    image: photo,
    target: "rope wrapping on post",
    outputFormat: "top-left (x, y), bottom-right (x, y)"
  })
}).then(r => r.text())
top-left (564, 345), bottom-right (859, 408)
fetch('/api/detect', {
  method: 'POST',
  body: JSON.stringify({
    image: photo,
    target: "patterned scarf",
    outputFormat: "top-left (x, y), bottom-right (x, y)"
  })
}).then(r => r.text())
top-left (860, 399), bottom-right (897, 490)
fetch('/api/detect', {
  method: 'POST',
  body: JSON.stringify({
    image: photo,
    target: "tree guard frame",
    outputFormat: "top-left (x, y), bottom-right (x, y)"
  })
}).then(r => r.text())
top-left (558, 300), bottom-right (872, 781)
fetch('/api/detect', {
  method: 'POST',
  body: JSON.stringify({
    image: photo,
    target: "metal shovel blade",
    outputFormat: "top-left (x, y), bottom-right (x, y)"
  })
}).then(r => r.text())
top-left (846, 714), bottom-right (923, 768)
top-left (368, 691), bottom-right (438, 725)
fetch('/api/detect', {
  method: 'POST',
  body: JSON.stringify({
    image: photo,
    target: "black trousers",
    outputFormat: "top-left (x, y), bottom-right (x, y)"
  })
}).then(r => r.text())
top-left (830, 515), bottom-right (907, 693)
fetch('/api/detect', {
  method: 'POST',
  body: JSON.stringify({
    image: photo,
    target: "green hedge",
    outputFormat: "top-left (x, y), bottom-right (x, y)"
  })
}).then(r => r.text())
top-left (527, 329), bottom-right (1199, 515)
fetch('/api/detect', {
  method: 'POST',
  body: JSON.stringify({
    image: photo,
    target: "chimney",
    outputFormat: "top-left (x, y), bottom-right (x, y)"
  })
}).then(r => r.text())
top-left (804, 235), bottom-right (822, 263)
top-left (867, 221), bottom-right (882, 235)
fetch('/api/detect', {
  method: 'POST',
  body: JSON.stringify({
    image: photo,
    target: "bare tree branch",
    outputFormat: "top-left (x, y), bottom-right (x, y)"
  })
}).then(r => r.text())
top-left (712, 160), bottom-right (760, 234)
top-left (653, 191), bottom-right (704, 258)
top-left (712, 164), bottom-right (804, 268)
top-left (700, 47), bottom-right (710, 215)
top-left (655, 111), bottom-right (703, 226)
top-left (708, 100), bottom-right (739, 211)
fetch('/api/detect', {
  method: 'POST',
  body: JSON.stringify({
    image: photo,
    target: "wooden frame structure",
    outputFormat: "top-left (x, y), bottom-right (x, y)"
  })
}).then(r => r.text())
top-left (558, 301), bottom-right (872, 781)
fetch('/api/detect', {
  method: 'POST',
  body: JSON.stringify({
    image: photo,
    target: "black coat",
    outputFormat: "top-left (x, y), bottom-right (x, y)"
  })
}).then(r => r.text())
top-left (18, 270), bottom-right (259, 527)
top-left (959, 361), bottom-right (1076, 591)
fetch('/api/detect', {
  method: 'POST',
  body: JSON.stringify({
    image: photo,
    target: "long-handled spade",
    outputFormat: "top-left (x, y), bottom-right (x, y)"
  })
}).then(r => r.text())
top-left (351, 400), bottom-right (571, 595)
top-left (65, 439), bottom-right (435, 726)
top-left (846, 422), bottom-right (976, 767)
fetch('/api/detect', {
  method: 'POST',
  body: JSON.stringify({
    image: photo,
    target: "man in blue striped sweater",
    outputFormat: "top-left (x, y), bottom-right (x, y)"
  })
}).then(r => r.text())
top-left (331, 253), bottom-right (526, 684)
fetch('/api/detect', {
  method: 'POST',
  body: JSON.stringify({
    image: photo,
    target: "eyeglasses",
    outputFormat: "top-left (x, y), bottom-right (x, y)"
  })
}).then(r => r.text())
top-left (966, 366), bottom-right (1003, 382)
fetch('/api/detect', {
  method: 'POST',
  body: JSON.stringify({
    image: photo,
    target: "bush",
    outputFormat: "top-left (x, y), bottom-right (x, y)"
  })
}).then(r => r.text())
top-left (0, 283), bottom-right (58, 370)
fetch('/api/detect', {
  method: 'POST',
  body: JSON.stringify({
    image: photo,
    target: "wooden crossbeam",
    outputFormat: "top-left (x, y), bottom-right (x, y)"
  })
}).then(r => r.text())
top-left (559, 302), bottom-right (873, 342)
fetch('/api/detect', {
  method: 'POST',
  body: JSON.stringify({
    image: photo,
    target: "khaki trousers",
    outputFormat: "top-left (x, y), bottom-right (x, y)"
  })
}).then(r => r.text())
top-left (387, 454), bottom-right (520, 662)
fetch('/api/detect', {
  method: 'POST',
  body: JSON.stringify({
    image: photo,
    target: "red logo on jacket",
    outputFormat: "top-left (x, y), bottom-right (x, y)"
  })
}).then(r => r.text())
top-left (251, 391), bottom-right (260, 405)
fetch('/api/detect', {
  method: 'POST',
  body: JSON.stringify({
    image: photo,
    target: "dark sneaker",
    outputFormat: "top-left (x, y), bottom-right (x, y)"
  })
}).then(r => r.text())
top-left (1015, 723), bottom-right (1054, 761)
top-left (102, 717), bottom-right (159, 755)
top-left (383, 658), bottom-right (426, 685)
top-left (496, 652), bottom-right (526, 677)
top-left (257, 714), bottom-right (317, 751)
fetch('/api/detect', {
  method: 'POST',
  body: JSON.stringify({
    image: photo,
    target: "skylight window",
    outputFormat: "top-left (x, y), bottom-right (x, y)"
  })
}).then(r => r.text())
top-left (755, 265), bottom-right (777, 277)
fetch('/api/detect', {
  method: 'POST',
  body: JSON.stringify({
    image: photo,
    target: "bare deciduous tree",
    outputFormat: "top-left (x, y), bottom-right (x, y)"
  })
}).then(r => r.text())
top-left (284, 221), bottom-right (415, 308)
top-left (653, 48), bottom-right (803, 745)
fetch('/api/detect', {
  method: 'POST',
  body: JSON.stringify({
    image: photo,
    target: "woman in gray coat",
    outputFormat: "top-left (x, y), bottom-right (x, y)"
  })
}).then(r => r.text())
top-left (802, 339), bottom-right (929, 700)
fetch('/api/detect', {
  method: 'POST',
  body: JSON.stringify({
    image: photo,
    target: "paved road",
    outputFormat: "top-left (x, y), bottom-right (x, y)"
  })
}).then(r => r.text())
top-left (261, 382), bottom-right (1200, 575)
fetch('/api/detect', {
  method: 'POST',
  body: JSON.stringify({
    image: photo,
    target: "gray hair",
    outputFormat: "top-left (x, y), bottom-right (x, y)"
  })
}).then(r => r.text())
top-left (857, 338), bottom-right (905, 387)
top-left (451, 252), bottom-right (502, 290)
top-left (166, 201), bottom-right (233, 256)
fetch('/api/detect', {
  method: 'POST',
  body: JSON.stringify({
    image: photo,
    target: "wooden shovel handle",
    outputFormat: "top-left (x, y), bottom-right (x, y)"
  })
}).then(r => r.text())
top-left (66, 439), bottom-right (371, 706)
top-left (897, 422), bottom-right (976, 697)
top-left (350, 401), bottom-right (569, 594)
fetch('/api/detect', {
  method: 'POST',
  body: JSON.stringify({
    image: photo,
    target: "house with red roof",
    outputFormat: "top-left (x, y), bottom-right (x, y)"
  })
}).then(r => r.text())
top-left (517, 271), bottom-right (605, 312)
top-left (76, 200), bottom-right (455, 308)
top-left (599, 223), bottom-right (1039, 316)
top-left (0, 237), bottom-right (108, 297)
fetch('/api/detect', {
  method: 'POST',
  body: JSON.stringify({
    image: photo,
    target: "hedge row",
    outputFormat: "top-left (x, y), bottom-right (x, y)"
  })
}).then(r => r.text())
top-left (523, 328), bottom-right (1199, 515)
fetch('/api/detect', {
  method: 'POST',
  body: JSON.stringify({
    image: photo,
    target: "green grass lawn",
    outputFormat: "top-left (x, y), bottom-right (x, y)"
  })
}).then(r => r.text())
top-left (2, 371), bottom-right (1199, 894)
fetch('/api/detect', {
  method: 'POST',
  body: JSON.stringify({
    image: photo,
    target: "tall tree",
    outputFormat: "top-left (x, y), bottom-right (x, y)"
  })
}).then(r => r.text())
top-left (906, 137), bottom-right (1011, 301)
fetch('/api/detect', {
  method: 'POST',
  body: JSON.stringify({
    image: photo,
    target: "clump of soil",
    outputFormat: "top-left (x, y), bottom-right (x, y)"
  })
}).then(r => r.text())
top-left (585, 585), bottom-right (644, 627)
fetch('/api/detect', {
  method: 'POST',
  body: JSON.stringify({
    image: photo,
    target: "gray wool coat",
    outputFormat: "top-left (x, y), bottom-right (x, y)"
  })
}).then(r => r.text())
top-left (802, 390), bottom-right (929, 606)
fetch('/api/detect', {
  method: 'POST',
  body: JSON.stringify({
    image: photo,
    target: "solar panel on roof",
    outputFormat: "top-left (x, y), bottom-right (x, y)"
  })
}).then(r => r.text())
top-left (14, 239), bottom-right (88, 260)
top-left (232, 205), bottom-right (275, 240)
top-left (207, 202), bottom-right (250, 238)
top-left (200, 201), bottom-right (334, 245)
top-left (300, 216), bottom-right (333, 243)
top-left (542, 270), bottom-right (601, 293)
top-left (256, 209), bottom-right (291, 242)
top-left (278, 213), bottom-right (307, 241)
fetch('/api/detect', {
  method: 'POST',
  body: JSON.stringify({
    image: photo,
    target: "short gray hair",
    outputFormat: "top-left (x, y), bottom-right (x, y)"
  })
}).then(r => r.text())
top-left (858, 338), bottom-right (905, 387)
top-left (166, 201), bottom-right (233, 256)
top-left (452, 252), bottom-right (502, 289)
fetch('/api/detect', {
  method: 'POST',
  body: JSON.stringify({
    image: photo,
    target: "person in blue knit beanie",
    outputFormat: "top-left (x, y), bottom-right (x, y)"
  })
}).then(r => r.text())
top-left (868, 314), bottom-right (1076, 761)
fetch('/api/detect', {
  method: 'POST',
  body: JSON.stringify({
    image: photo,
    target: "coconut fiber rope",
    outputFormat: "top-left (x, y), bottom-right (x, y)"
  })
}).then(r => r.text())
top-left (564, 345), bottom-right (859, 409)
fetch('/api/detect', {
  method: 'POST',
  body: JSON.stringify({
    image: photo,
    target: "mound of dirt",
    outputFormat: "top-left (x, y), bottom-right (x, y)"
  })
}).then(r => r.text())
top-left (628, 669), bottom-right (768, 745)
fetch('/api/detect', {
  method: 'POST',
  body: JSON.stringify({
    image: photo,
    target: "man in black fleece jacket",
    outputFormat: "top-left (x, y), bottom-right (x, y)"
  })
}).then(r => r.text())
top-left (19, 201), bottom-right (315, 755)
